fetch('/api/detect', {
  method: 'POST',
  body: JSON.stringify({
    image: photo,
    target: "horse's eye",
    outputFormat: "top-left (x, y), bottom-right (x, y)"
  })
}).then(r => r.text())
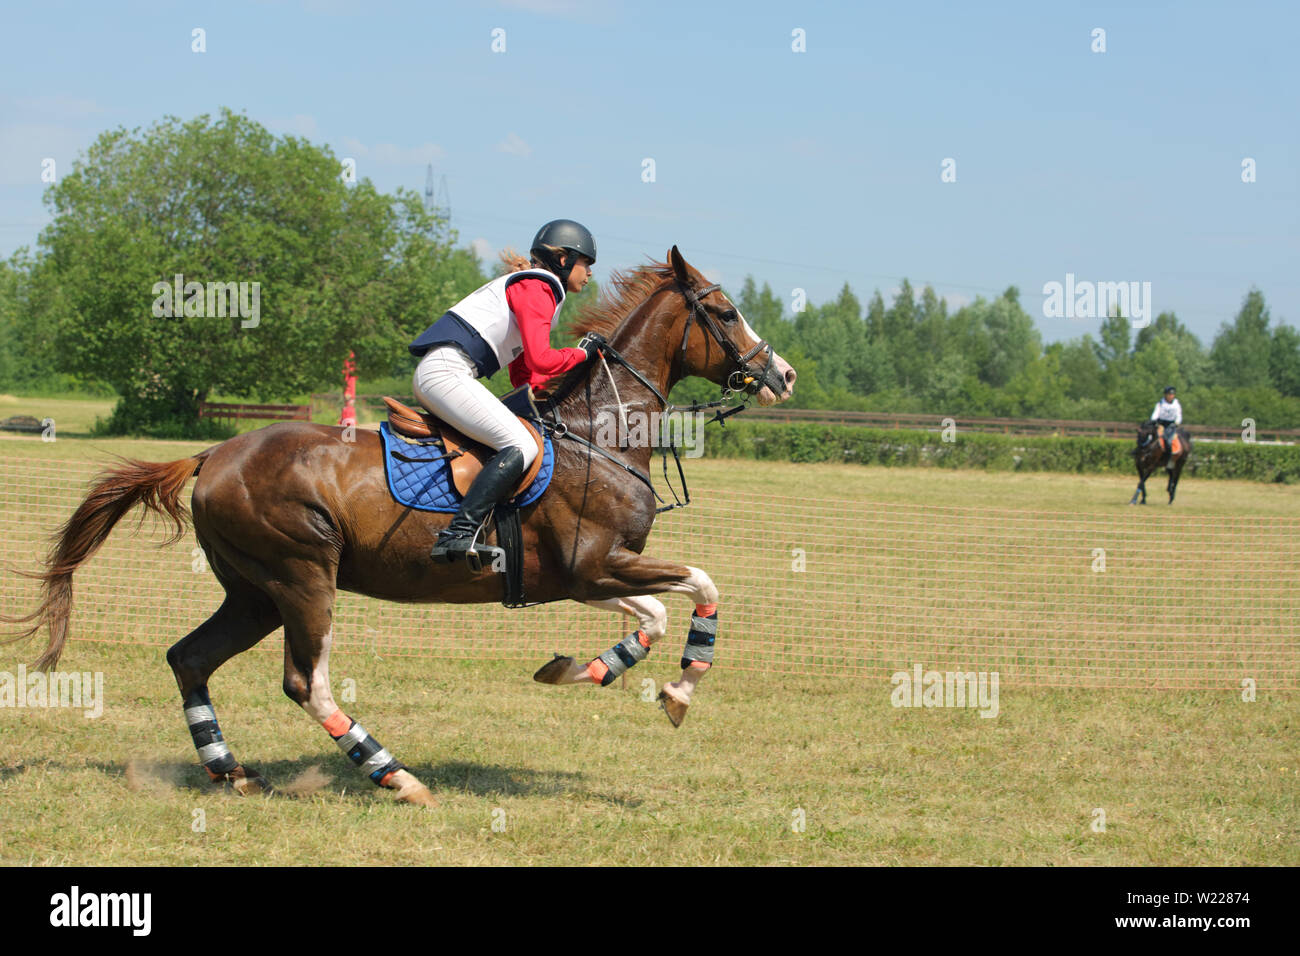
top-left (721, 309), bottom-right (738, 324)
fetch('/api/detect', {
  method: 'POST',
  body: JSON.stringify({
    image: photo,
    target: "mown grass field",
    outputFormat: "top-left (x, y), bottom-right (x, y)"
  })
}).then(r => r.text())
top-left (1, 644), bottom-right (1295, 866)
top-left (0, 408), bottom-right (1296, 866)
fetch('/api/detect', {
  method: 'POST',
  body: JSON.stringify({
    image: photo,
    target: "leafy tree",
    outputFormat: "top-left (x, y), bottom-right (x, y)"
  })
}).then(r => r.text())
top-left (978, 287), bottom-right (1040, 389)
top-left (1094, 310), bottom-right (1132, 370)
top-left (30, 108), bottom-right (464, 434)
top-left (1135, 312), bottom-right (1208, 388)
top-left (1268, 322), bottom-right (1300, 397)
top-left (1210, 289), bottom-right (1273, 389)
top-left (1058, 335), bottom-right (1105, 401)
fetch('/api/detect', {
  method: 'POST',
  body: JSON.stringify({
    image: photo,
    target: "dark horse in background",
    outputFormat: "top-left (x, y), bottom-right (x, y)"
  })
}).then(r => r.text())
top-left (3, 247), bottom-right (796, 807)
top-left (1130, 420), bottom-right (1191, 504)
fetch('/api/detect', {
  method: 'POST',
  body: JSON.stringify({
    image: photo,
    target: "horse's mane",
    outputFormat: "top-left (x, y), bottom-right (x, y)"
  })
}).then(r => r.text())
top-left (568, 260), bottom-right (676, 338)
top-left (544, 260), bottom-right (677, 401)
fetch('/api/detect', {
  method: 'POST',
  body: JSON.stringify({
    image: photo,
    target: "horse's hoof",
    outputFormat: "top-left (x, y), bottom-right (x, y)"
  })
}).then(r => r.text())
top-left (224, 766), bottom-right (274, 797)
top-left (657, 689), bottom-right (689, 728)
top-left (387, 769), bottom-right (437, 808)
top-left (533, 654), bottom-right (585, 685)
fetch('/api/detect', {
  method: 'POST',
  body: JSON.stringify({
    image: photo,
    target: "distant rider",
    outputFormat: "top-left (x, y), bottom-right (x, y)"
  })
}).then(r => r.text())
top-left (1151, 386), bottom-right (1182, 463)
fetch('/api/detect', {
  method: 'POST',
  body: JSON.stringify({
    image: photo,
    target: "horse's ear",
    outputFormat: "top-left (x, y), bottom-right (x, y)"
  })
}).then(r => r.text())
top-left (669, 245), bottom-right (690, 283)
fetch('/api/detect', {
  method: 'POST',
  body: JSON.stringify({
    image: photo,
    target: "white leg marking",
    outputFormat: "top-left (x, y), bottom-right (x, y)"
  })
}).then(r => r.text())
top-left (655, 568), bottom-right (720, 706)
top-left (301, 627), bottom-right (339, 723)
top-left (658, 566), bottom-right (719, 608)
top-left (584, 594), bottom-right (669, 644)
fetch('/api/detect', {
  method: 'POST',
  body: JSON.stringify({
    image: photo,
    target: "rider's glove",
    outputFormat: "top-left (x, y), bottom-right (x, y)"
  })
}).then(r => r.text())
top-left (578, 331), bottom-right (608, 362)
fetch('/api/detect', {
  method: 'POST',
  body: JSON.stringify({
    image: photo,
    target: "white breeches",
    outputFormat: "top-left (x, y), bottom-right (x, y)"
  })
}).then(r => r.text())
top-left (412, 346), bottom-right (538, 470)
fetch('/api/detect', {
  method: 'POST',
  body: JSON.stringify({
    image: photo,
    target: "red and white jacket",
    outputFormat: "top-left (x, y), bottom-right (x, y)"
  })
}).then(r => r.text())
top-left (411, 268), bottom-right (585, 388)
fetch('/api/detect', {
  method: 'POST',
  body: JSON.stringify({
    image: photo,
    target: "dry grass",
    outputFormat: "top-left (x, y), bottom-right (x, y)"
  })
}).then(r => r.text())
top-left (0, 425), bottom-right (1296, 865)
top-left (0, 643), bottom-right (1294, 866)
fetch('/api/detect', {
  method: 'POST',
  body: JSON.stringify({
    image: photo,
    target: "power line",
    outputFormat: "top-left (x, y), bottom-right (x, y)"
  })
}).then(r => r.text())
top-left (449, 207), bottom-right (1282, 325)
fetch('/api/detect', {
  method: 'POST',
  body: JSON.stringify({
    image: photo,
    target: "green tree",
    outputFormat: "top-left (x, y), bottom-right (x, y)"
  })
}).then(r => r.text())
top-left (1210, 289), bottom-right (1272, 389)
top-left (1268, 322), bottom-right (1300, 397)
top-left (31, 108), bottom-right (464, 434)
top-left (1058, 335), bottom-right (1105, 401)
top-left (1135, 312), bottom-right (1208, 388)
top-left (978, 287), bottom-right (1040, 389)
top-left (1094, 310), bottom-right (1132, 369)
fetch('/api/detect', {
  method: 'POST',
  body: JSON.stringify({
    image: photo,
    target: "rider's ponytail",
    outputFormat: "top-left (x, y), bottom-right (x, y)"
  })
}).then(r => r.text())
top-left (498, 248), bottom-right (531, 273)
top-left (500, 243), bottom-right (568, 277)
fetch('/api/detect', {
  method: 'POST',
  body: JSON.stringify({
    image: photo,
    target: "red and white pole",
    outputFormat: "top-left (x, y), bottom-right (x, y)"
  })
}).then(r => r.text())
top-left (340, 351), bottom-right (357, 428)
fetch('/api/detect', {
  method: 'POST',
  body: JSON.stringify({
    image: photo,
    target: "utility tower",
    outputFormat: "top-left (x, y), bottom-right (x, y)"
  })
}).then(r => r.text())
top-left (424, 163), bottom-right (450, 233)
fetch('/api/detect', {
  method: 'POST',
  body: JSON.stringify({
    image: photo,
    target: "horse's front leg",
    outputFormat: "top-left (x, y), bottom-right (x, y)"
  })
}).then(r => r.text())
top-left (1130, 461), bottom-right (1147, 505)
top-left (588, 551), bottom-right (720, 728)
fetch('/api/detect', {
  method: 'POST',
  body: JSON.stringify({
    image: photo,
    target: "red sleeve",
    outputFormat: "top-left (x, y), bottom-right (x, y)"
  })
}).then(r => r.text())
top-left (506, 277), bottom-right (587, 389)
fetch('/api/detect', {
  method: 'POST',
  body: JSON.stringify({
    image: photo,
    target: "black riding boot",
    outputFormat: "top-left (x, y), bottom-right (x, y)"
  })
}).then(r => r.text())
top-left (430, 446), bottom-right (525, 570)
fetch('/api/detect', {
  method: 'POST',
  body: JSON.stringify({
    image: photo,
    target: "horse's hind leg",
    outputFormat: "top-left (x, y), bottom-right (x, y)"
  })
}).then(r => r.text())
top-left (166, 578), bottom-right (281, 795)
top-left (534, 595), bottom-right (669, 686)
top-left (270, 569), bottom-right (437, 808)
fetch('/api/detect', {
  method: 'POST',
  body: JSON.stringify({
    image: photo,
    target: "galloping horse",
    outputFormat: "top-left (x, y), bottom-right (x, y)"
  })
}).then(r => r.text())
top-left (1130, 419), bottom-right (1191, 505)
top-left (3, 247), bottom-right (796, 806)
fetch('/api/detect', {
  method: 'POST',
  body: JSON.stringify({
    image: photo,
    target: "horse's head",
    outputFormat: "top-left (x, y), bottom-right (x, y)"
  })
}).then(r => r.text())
top-left (666, 246), bottom-right (796, 406)
top-left (1135, 420), bottom-right (1159, 453)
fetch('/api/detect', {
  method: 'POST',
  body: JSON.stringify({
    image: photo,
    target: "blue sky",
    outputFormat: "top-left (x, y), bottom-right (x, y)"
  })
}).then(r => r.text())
top-left (1, 0), bottom-right (1296, 345)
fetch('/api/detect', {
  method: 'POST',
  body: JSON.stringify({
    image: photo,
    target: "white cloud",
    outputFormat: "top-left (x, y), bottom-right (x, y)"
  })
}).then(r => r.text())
top-left (470, 237), bottom-right (495, 263)
top-left (339, 136), bottom-right (445, 166)
top-left (496, 132), bottom-right (532, 157)
top-left (702, 267), bottom-right (723, 285)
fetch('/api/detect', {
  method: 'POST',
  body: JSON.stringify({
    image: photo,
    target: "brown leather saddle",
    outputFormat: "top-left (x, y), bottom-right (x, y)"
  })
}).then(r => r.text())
top-left (382, 395), bottom-right (545, 499)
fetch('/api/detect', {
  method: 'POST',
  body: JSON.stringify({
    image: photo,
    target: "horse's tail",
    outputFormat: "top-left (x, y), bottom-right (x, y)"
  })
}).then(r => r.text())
top-left (0, 452), bottom-right (211, 671)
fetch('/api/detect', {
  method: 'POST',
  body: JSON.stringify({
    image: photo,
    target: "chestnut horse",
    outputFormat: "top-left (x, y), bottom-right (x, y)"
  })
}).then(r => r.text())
top-left (1130, 419), bottom-right (1191, 505)
top-left (3, 247), bottom-right (795, 806)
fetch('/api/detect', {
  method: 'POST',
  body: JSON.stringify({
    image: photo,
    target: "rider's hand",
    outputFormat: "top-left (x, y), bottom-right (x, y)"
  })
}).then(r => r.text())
top-left (578, 331), bottom-right (607, 361)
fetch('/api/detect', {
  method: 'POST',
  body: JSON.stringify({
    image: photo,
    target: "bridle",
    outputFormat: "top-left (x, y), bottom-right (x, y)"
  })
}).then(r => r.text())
top-left (539, 278), bottom-right (778, 512)
top-left (678, 282), bottom-right (777, 398)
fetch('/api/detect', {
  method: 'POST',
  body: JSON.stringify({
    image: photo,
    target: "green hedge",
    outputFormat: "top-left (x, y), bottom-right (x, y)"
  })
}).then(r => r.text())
top-left (703, 422), bottom-right (1300, 483)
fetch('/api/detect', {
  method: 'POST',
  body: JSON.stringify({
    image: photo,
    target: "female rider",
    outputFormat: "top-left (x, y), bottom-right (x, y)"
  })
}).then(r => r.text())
top-left (409, 219), bottom-right (602, 565)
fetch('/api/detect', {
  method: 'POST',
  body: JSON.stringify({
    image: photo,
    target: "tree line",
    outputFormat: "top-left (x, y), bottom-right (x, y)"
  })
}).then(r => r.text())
top-left (705, 280), bottom-right (1300, 428)
top-left (1, 108), bottom-right (1296, 434)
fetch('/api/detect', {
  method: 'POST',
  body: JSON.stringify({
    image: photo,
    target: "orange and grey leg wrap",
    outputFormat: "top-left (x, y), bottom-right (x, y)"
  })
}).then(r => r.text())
top-left (322, 709), bottom-right (404, 787)
top-left (586, 630), bottom-right (652, 686)
top-left (183, 688), bottom-right (239, 779)
top-left (681, 604), bottom-right (717, 671)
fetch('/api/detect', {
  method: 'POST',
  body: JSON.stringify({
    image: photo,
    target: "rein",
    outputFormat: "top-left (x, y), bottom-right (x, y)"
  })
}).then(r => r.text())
top-left (540, 279), bottom-right (771, 514)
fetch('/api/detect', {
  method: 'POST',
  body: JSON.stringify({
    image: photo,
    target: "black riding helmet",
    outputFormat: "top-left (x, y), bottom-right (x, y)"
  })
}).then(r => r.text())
top-left (1164, 386), bottom-right (1176, 396)
top-left (531, 219), bottom-right (597, 287)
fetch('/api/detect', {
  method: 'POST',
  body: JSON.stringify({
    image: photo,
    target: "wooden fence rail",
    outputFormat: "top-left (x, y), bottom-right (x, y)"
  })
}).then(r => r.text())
top-left (305, 393), bottom-right (1299, 443)
top-left (198, 402), bottom-right (311, 422)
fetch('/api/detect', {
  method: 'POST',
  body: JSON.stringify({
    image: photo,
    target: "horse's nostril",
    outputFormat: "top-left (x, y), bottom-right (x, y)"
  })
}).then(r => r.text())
top-left (785, 369), bottom-right (797, 385)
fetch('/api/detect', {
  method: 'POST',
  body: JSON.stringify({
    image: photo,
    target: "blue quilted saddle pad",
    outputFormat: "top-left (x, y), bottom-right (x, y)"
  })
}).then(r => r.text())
top-left (378, 422), bottom-right (554, 513)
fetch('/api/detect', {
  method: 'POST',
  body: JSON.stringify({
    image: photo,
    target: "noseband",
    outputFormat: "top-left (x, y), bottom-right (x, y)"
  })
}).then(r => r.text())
top-left (678, 282), bottom-right (777, 397)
